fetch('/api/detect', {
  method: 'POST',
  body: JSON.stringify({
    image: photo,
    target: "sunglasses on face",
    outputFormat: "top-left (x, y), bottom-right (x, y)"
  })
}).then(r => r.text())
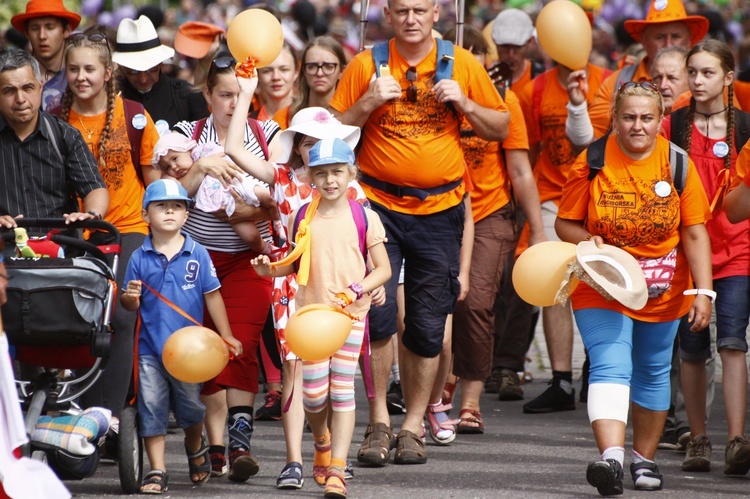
top-left (405, 66), bottom-right (417, 103)
top-left (124, 66), bottom-right (160, 77)
top-left (303, 62), bottom-right (339, 76)
top-left (618, 81), bottom-right (659, 93)
top-left (212, 56), bottom-right (237, 70)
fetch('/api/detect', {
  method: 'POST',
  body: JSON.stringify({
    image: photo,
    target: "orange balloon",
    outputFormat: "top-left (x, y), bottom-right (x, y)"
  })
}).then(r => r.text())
top-left (226, 9), bottom-right (284, 68)
top-left (512, 241), bottom-right (579, 307)
top-left (285, 304), bottom-right (352, 361)
top-left (536, 0), bottom-right (592, 70)
top-left (162, 326), bottom-right (229, 383)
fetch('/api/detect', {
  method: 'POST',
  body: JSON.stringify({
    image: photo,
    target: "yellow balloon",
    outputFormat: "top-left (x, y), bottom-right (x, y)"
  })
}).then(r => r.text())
top-left (162, 326), bottom-right (229, 383)
top-left (536, 0), bottom-right (592, 70)
top-left (512, 241), bottom-right (579, 306)
top-left (226, 9), bottom-right (284, 68)
top-left (285, 304), bottom-right (352, 361)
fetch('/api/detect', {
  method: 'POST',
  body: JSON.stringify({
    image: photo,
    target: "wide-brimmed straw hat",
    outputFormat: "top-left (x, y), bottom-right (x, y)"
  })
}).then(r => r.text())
top-left (278, 107), bottom-right (360, 164)
top-left (174, 21), bottom-right (225, 59)
top-left (112, 16), bottom-right (175, 72)
top-left (556, 241), bottom-right (648, 311)
top-left (11, 0), bottom-right (81, 33)
top-left (624, 0), bottom-right (709, 46)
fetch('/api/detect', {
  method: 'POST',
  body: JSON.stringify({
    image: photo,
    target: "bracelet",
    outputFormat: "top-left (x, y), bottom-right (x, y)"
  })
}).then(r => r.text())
top-left (683, 288), bottom-right (717, 303)
top-left (87, 210), bottom-right (103, 220)
top-left (348, 282), bottom-right (364, 300)
top-left (584, 234), bottom-right (593, 242)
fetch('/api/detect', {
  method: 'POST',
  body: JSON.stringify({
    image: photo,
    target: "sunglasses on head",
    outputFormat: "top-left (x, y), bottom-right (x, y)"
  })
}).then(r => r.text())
top-left (618, 81), bottom-right (658, 93)
top-left (212, 57), bottom-right (237, 70)
top-left (67, 33), bottom-right (109, 51)
top-left (405, 66), bottom-right (417, 103)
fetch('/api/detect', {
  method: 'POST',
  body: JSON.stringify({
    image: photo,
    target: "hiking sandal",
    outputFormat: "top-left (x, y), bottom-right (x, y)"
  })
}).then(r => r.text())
top-left (324, 466), bottom-right (348, 498)
top-left (185, 436), bottom-right (211, 485)
top-left (357, 423), bottom-right (392, 466)
top-left (457, 408), bottom-right (484, 434)
top-left (140, 469), bottom-right (169, 494)
top-left (393, 429), bottom-right (427, 465)
top-left (314, 430), bottom-right (332, 486)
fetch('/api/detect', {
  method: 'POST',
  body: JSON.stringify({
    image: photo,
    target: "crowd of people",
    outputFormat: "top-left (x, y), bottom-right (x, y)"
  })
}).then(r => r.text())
top-left (2, 0), bottom-right (750, 497)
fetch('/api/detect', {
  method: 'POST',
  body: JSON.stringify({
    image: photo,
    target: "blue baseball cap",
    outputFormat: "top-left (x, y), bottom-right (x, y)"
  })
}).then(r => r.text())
top-left (142, 179), bottom-right (191, 209)
top-left (308, 138), bottom-right (356, 168)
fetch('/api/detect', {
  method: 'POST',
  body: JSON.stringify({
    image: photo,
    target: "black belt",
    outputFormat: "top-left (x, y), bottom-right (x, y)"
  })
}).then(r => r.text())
top-left (360, 174), bottom-right (463, 202)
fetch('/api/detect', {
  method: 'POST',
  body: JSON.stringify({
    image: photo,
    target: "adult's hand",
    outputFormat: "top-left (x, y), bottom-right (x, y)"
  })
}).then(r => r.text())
top-left (688, 295), bottom-right (712, 332)
top-left (64, 211), bottom-right (98, 223)
top-left (368, 74), bottom-right (402, 108)
top-left (432, 79), bottom-right (468, 112)
top-left (0, 215), bottom-right (20, 229)
top-left (213, 189), bottom-right (267, 224)
top-left (194, 153), bottom-right (243, 188)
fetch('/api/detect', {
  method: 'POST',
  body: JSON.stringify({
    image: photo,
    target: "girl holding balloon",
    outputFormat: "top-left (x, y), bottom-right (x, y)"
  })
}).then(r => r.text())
top-left (250, 136), bottom-right (391, 498)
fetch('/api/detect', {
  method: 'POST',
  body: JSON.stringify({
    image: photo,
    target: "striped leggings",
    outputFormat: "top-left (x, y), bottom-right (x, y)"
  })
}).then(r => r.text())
top-left (302, 319), bottom-right (365, 413)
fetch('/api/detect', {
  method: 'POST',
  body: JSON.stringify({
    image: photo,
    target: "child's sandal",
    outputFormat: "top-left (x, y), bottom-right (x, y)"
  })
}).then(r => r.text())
top-left (313, 430), bottom-right (332, 487)
top-left (140, 469), bottom-right (169, 494)
top-left (324, 466), bottom-right (348, 498)
top-left (185, 436), bottom-right (211, 485)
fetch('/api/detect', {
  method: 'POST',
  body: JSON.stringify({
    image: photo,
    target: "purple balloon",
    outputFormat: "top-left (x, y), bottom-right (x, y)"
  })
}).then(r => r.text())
top-left (113, 5), bottom-right (138, 27)
top-left (81, 0), bottom-right (103, 18)
top-left (97, 12), bottom-right (114, 28)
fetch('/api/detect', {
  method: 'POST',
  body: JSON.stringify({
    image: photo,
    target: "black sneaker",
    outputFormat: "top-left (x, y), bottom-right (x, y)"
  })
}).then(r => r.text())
top-left (484, 368), bottom-right (502, 394)
top-left (586, 459), bottom-right (624, 496)
top-left (386, 381), bottom-right (405, 415)
top-left (658, 427), bottom-right (680, 450)
top-left (255, 390), bottom-right (282, 421)
top-left (630, 461), bottom-right (663, 490)
top-left (522, 378), bottom-right (575, 414)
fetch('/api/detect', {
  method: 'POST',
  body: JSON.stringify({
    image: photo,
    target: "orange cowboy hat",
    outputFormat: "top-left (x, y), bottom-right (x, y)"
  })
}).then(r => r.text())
top-left (624, 0), bottom-right (709, 46)
top-left (11, 0), bottom-right (81, 33)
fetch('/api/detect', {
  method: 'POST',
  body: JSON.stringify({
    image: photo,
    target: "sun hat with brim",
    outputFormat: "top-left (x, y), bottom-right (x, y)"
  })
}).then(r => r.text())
top-left (11, 0), bottom-right (81, 33)
top-left (151, 132), bottom-right (197, 169)
top-left (278, 107), bottom-right (360, 164)
top-left (555, 241), bottom-right (648, 311)
top-left (142, 179), bottom-right (191, 210)
top-left (308, 138), bottom-right (356, 168)
top-left (624, 0), bottom-right (709, 46)
top-left (174, 21), bottom-right (226, 59)
top-left (112, 16), bottom-right (175, 72)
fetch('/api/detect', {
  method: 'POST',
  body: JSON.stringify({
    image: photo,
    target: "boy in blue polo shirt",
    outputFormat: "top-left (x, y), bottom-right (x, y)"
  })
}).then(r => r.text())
top-left (122, 179), bottom-right (242, 494)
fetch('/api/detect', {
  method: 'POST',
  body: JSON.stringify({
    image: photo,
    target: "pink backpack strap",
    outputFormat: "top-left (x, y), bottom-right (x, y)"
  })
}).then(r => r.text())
top-left (191, 117), bottom-right (207, 141)
top-left (247, 118), bottom-right (269, 160)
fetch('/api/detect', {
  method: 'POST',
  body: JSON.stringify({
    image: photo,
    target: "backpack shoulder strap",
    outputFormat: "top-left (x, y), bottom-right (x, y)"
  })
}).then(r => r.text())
top-left (435, 38), bottom-right (455, 83)
top-left (495, 84), bottom-right (506, 100)
top-left (122, 98), bottom-right (146, 185)
top-left (669, 106), bottom-right (689, 150)
top-left (530, 60), bottom-right (545, 80)
top-left (247, 118), bottom-right (269, 161)
top-left (372, 42), bottom-right (390, 78)
top-left (42, 114), bottom-right (64, 164)
top-left (348, 199), bottom-right (369, 260)
top-left (587, 132), bottom-right (611, 181)
top-left (669, 142), bottom-right (688, 195)
top-left (191, 118), bottom-right (208, 142)
top-left (613, 63), bottom-right (639, 93)
top-left (734, 108), bottom-right (750, 152)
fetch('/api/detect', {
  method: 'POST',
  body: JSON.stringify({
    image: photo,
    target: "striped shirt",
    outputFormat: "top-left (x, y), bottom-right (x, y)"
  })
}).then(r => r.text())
top-left (0, 112), bottom-right (105, 219)
top-left (174, 116), bottom-right (280, 253)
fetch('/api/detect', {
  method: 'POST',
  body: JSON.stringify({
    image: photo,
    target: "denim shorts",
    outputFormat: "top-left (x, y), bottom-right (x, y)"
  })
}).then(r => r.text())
top-left (367, 201), bottom-right (464, 357)
top-left (137, 354), bottom-right (206, 437)
top-left (679, 276), bottom-right (750, 361)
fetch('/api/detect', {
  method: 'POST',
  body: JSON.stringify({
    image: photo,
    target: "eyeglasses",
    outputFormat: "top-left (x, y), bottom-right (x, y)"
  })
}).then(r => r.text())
top-left (303, 62), bottom-right (339, 76)
top-left (212, 57), bottom-right (237, 70)
top-left (405, 66), bottom-right (417, 103)
top-left (618, 81), bottom-right (659, 93)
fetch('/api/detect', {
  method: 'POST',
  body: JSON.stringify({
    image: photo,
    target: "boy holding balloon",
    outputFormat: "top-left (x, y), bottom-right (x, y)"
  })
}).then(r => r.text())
top-left (121, 179), bottom-right (242, 494)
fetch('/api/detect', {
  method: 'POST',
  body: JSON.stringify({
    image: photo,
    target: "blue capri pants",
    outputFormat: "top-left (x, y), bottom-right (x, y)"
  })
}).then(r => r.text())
top-left (574, 309), bottom-right (679, 411)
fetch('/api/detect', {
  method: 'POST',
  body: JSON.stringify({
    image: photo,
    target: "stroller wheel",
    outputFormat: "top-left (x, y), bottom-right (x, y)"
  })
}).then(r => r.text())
top-left (117, 406), bottom-right (143, 494)
top-left (31, 450), bottom-right (48, 464)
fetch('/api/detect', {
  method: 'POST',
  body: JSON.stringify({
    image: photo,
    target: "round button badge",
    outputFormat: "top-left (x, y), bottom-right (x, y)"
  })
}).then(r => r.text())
top-left (654, 181), bottom-right (671, 198)
top-left (154, 120), bottom-right (170, 136)
top-left (713, 141), bottom-right (729, 158)
top-left (131, 113), bottom-right (147, 130)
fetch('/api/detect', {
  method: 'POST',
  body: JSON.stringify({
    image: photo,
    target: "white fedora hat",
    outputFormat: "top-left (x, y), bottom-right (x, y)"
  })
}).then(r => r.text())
top-left (278, 107), bottom-right (360, 164)
top-left (112, 15), bottom-right (175, 72)
top-left (556, 241), bottom-right (648, 311)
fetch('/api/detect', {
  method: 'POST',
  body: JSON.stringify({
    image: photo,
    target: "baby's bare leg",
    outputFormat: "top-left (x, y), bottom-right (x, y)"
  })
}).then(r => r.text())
top-left (232, 221), bottom-right (267, 254)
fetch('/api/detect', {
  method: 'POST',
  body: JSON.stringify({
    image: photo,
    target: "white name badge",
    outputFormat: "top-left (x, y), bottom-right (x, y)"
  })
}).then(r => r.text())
top-left (654, 180), bottom-right (671, 198)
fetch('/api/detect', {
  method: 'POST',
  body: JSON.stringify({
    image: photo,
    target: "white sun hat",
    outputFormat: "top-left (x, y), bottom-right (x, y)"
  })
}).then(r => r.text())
top-left (112, 16), bottom-right (176, 72)
top-left (278, 107), bottom-right (360, 164)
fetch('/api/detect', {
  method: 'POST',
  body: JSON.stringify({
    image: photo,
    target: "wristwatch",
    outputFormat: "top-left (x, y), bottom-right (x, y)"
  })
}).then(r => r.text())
top-left (87, 210), bottom-right (103, 220)
top-left (348, 282), bottom-right (364, 301)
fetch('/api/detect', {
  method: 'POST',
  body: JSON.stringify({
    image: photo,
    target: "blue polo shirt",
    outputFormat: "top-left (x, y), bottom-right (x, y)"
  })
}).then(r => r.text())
top-left (125, 232), bottom-right (221, 357)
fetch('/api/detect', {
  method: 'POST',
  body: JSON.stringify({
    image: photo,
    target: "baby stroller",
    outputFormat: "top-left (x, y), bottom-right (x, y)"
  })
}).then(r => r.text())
top-left (0, 218), bottom-right (142, 494)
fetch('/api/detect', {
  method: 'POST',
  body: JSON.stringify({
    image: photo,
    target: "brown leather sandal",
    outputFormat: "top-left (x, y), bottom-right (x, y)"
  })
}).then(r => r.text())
top-left (393, 429), bottom-right (427, 465)
top-left (357, 423), bottom-right (392, 466)
top-left (457, 408), bottom-right (485, 435)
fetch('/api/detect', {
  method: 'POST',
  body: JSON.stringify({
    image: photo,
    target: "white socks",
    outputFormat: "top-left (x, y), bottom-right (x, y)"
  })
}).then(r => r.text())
top-left (601, 446), bottom-right (624, 467)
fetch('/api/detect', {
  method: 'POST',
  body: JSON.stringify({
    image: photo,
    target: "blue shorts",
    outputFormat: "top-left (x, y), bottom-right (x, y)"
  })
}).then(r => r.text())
top-left (367, 201), bottom-right (464, 358)
top-left (137, 355), bottom-right (205, 437)
top-left (679, 276), bottom-right (750, 361)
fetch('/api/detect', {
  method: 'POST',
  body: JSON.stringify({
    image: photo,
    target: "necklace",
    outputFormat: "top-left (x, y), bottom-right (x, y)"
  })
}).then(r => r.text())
top-left (697, 106), bottom-right (728, 151)
top-left (78, 114), bottom-right (95, 140)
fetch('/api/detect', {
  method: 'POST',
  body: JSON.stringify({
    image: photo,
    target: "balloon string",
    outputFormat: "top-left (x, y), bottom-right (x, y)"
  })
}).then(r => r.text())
top-left (236, 58), bottom-right (258, 78)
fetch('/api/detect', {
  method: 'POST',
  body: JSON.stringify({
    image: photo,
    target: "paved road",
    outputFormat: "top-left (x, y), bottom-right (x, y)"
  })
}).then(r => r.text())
top-left (64, 372), bottom-right (747, 498)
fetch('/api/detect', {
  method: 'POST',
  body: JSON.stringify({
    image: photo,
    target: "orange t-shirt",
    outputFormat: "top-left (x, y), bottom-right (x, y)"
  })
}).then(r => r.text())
top-left (510, 61), bottom-right (535, 94)
top-left (462, 88), bottom-right (528, 222)
top-left (557, 135), bottom-right (711, 322)
top-left (330, 39), bottom-right (507, 215)
top-left (69, 96), bottom-right (160, 235)
top-left (273, 106), bottom-right (291, 130)
top-left (589, 59), bottom-right (651, 138)
top-left (518, 64), bottom-right (610, 204)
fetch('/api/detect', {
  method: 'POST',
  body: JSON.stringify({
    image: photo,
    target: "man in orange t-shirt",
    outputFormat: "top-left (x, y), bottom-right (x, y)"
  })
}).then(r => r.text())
top-left (330, 0), bottom-right (509, 465)
top-left (486, 9), bottom-right (544, 93)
